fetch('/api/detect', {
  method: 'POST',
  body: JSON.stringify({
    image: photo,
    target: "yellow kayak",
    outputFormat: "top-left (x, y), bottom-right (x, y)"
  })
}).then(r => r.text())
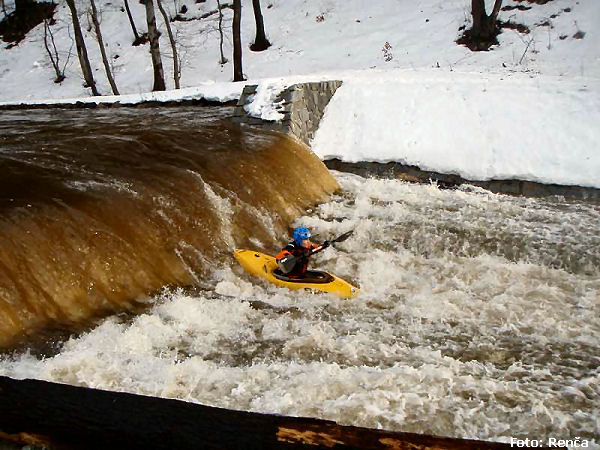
top-left (233, 249), bottom-right (359, 298)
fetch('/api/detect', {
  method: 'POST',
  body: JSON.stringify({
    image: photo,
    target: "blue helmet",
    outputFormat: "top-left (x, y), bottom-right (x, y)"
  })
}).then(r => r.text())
top-left (293, 227), bottom-right (312, 245)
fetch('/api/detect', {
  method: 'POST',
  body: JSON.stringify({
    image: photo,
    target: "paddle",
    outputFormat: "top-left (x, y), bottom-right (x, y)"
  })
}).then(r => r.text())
top-left (278, 229), bottom-right (354, 274)
top-left (329, 229), bottom-right (354, 245)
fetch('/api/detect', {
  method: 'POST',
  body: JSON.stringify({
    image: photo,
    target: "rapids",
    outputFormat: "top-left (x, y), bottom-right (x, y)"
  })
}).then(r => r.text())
top-left (0, 108), bottom-right (598, 447)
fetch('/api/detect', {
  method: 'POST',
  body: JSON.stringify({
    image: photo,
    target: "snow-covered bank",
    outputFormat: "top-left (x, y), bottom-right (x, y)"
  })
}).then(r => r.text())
top-left (0, 81), bottom-right (244, 107)
top-left (312, 70), bottom-right (600, 189)
top-left (1, 0), bottom-right (599, 102)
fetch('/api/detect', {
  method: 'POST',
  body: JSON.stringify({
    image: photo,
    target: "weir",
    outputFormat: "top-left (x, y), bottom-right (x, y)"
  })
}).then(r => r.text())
top-left (0, 107), bottom-right (338, 350)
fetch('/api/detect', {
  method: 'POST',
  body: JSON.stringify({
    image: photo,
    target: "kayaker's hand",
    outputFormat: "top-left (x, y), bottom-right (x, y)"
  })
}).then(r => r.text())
top-left (322, 240), bottom-right (330, 249)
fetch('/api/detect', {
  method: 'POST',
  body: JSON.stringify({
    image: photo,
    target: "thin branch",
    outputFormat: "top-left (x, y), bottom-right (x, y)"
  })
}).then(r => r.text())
top-left (519, 36), bottom-right (534, 64)
top-left (156, 0), bottom-right (180, 88)
top-left (43, 19), bottom-right (65, 82)
top-left (90, 0), bottom-right (120, 95)
top-left (123, 0), bottom-right (140, 42)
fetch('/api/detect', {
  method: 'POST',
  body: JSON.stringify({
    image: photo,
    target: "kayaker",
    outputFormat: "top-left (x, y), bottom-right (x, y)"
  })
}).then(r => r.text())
top-left (276, 227), bottom-right (329, 278)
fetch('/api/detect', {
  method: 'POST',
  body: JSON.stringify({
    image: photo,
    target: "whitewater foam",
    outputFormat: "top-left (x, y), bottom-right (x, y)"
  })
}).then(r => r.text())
top-left (1, 172), bottom-right (598, 446)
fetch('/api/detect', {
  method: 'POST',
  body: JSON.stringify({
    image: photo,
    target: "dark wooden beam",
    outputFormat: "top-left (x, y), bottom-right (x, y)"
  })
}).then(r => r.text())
top-left (0, 376), bottom-right (514, 450)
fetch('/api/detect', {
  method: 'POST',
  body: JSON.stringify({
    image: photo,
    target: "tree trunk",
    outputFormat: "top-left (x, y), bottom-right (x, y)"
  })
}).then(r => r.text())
top-left (14, 0), bottom-right (34, 13)
top-left (490, 0), bottom-right (503, 25)
top-left (123, 0), bottom-right (140, 43)
top-left (156, 0), bottom-right (179, 89)
top-left (216, 0), bottom-right (227, 64)
top-left (249, 0), bottom-right (270, 51)
top-left (90, 0), bottom-right (119, 95)
top-left (471, 0), bottom-right (502, 41)
top-left (65, 0), bottom-right (99, 96)
top-left (144, 0), bottom-right (166, 91)
top-left (232, 0), bottom-right (244, 81)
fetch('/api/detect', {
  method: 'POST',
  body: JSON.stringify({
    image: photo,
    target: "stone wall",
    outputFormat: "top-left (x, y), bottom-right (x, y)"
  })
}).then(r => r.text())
top-left (232, 80), bottom-right (342, 146)
top-left (325, 159), bottom-right (600, 200)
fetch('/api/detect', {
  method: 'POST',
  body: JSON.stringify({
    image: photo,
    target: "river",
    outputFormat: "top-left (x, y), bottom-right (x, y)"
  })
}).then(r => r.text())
top-left (0, 107), bottom-right (598, 447)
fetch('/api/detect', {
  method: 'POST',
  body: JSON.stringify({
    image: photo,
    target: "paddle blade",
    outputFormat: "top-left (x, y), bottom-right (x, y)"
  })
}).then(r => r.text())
top-left (331, 230), bottom-right (353, 244)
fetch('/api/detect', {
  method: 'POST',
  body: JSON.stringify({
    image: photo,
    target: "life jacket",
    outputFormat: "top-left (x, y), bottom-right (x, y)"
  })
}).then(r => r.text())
top-left (276, 240), bottom-right (318, 277)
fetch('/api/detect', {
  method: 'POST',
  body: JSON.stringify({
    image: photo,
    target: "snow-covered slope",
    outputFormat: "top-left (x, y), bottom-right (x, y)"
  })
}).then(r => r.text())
top-left (1, 0), bottom-right (598, 101)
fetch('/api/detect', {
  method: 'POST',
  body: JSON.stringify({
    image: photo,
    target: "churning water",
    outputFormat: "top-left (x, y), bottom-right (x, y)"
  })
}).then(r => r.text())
top-left (0, 109), bottom-right (598, 447)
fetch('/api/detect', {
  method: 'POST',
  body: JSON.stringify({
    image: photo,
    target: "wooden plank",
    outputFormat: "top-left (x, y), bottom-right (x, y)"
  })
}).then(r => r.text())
top-left (0, 376), bottom-right (515, 450)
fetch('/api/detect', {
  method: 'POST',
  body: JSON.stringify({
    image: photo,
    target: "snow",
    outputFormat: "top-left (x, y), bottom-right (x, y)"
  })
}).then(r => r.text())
top-left (312, 70), bottom-right (600, 188)
top-left (0, 81), bottom-right (245, 105)
top-left (1, 0), bottom-right (599, 188)
top-left (243, 81), bottom-right (288, 121)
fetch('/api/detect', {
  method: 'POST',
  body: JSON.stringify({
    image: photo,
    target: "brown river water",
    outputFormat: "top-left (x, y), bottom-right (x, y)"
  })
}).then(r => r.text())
top-left (0, 106), bottom-right (337, 349)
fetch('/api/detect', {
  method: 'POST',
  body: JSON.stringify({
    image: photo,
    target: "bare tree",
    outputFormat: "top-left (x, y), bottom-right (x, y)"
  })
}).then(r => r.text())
top-left (470, 0), bottom-right (503, 48)
top-left (232, 0), bottom-right (244, 81)
top-left (123, 0), bottom-right (142, 45)
top-left (89, 0), bottom-right (119, 95)
top-left (143, 0), bottom-right (166, 91)
top-left (43, 18), bottom-right (72, 83)
top-left (65, 0), bottom-right (99, 95)
top-left (156, 0), bottom-right (180, 89)
top-left (216, 0), bottom-right (227, 64)
top-left (249, 0), bottom-right (270, 51)
top-left (1, 0), bottom-right (6, 16)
